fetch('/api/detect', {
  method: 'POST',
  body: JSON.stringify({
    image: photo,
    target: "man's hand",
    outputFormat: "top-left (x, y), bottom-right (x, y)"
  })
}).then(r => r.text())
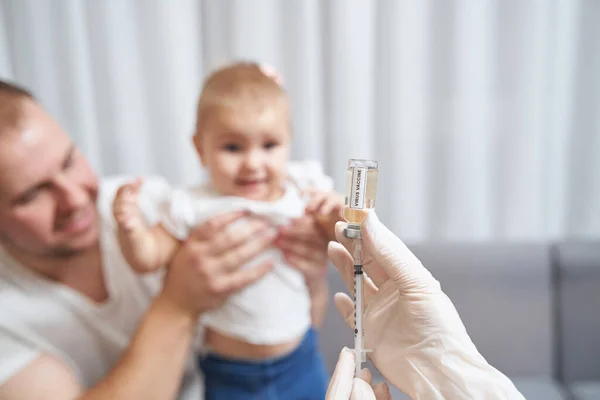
top-left (275, 214), bottom-right (331, 327)
top-left (276, 214), bottom-right (329, 287)
top-left (161, 211), bottom-right (277, 317)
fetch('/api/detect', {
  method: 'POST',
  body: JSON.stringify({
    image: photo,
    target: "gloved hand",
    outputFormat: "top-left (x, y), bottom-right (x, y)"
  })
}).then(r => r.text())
top-left (328, 210), bottom-right (526, 400)
top-left (326, 347), bottom-right (391, 400)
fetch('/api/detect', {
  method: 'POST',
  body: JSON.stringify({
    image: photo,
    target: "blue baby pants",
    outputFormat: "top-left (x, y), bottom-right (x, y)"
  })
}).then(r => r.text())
top-left (198, 328), bottom-right (328, 400)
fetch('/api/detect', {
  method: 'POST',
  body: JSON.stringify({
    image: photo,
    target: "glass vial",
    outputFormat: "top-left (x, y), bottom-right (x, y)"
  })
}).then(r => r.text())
top-left (343, 159), bottom-right (378, 231)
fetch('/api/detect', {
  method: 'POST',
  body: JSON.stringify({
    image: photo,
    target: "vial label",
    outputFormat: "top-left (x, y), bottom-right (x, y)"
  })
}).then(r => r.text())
top-left (350, 167), bottom-right (367, 209)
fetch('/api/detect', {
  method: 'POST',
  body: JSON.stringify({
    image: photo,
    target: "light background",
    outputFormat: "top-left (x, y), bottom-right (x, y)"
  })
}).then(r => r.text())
top-left (1, 0), bottom-right (598, 241)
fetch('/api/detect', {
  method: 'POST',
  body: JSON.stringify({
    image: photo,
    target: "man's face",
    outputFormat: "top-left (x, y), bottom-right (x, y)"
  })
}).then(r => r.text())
top-left (195, 107), bottom-right (291, 201)
top-left (0, 100), bottom-right (99, 258)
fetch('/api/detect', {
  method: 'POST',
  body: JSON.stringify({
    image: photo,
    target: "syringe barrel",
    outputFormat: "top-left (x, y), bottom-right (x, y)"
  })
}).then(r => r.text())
top-left (353, 239), bottom-right (363, 265)
top-left (354, 267), bottom-right (364, 375)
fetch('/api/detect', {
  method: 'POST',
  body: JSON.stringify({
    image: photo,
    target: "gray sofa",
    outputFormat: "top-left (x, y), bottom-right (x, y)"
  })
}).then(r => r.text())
top-left (318, 241), bottom-right (600, 399)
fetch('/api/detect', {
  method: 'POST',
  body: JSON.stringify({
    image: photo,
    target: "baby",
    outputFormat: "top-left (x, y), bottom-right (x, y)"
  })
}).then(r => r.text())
top-left (112, 62), bottom-right (342, 399)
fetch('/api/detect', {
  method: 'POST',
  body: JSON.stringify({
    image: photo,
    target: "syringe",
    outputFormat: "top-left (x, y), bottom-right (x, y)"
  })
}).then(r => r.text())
top-left (343, 159), bottom-right (378, 376)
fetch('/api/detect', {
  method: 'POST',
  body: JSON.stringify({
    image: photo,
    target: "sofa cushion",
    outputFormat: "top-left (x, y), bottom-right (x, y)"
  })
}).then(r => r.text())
top-left (370, 371), bottom-right (410, 399)
top-left (511, 377), bottom-right (569, 400)
top-left (569, 382), bottom-right (600, 400)
top-left (408, 243), bottom-right (555, 378)
top-left (555, 241), bottom-right (600, 382)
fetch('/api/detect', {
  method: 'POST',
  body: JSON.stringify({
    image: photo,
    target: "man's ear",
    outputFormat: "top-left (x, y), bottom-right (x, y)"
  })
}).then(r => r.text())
top-left (192, 133), bottom-right (207, 167)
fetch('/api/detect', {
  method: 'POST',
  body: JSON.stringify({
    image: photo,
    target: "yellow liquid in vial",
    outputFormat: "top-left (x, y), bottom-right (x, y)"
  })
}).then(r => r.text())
top-left (344, 168), bottom-right (378, 225)
top-left (343, 207), bottom-right (369, 225)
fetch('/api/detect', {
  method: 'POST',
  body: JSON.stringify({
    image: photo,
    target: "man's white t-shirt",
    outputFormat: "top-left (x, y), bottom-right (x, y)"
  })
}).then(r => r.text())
top-left (0, 176), bottom-right (203, 399)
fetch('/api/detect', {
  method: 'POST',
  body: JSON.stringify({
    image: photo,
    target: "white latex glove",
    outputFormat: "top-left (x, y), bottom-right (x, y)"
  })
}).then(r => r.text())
top-left (326, 347), bottom-right (392, 400)
top-left (328, 210), bottom-right (526, 400)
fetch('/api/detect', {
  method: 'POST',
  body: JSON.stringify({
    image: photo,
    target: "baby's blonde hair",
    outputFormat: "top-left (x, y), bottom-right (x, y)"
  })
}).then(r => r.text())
top-left (195, 61), bottom-right (290, 134)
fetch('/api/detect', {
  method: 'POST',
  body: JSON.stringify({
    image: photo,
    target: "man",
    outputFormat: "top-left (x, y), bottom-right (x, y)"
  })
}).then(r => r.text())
top-left (0, 80), bottom-right (332, 399)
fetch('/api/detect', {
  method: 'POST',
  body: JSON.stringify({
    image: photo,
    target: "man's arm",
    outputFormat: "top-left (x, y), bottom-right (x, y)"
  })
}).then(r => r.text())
top-left (0, 353), bottom-right (81, 400)
top-left (0, 296), bottom-right (196, 400)
top-left (1, 210), bottom-right (275, 400)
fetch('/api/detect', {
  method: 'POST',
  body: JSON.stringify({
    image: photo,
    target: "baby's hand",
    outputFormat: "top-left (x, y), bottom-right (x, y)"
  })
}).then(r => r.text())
top-left (303, 188), bottom-right (344, 218)
top-left (303, 188), bottom-right (345, 242)
top-left (112, 178), bottom-right (144, 233)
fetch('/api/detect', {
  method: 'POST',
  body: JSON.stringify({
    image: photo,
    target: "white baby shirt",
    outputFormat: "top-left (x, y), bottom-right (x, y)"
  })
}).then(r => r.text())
top-left (157, 160), bottom-right (334, 345)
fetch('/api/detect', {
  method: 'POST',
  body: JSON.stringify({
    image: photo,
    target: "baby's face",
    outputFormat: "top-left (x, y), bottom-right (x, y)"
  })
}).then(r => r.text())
top-left (195, 107), bottom-right (291, 201)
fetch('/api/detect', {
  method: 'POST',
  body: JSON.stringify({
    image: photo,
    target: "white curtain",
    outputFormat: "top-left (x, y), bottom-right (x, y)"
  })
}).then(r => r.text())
top-left (1, 0), bottom-right (598, 241)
